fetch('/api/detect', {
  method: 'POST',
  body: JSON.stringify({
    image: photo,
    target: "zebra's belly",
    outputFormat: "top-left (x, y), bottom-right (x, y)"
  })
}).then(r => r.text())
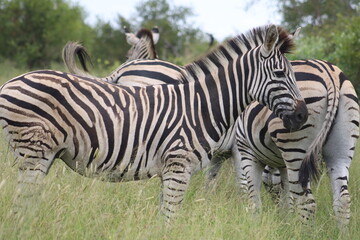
top-left (60, 146), bottom-right (163, 182)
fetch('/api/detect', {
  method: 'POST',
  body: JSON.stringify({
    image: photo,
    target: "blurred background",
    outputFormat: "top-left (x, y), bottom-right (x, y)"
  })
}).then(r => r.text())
top-left (0, 0), bottom-right (359, 92)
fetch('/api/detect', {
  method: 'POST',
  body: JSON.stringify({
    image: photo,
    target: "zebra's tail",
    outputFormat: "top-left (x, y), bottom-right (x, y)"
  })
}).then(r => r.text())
top-left (299, 61), bottom-right (341, 189)
top-left (62, 41), bottom-right (94, 78)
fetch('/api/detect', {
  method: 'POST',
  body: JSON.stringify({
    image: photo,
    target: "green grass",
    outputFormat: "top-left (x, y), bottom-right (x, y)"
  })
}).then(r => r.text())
top-left (0, 64), bottom-right (359, 239)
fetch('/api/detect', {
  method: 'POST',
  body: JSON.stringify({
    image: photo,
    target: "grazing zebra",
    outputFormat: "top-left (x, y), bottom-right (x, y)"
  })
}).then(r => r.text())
top-left (231, 59), bottom-right (359, 225)
top-left (62, 26), bottom-right (160, 75)
top-left (0, 25), bottom-right (308, 221)
top-left (124, 26), bottom-right (159, 60)
top-left (62, 27), bottom-right (188, 87)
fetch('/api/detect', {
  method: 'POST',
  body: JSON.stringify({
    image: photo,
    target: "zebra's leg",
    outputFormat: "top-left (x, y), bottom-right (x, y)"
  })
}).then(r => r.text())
top-left (245, 159), bottom-right (264, 211)
top-left (277, 167), bottom-right (292, 209)
top-left (233, 144), bottom-right (248, 194)
top-left (262, 166), bottom-right (282, 201)
top-left (324, 156), bottom-right (351, 227)
top-left (204, 154), bottom-right (225, 189)
top-left (160, 157), bottom-right (192, 222)
top-left (285, 164), bottom-right (316, 222)
top-left (322, 82), bottom-right (359, 226)
top-left (234, 149), bottom-right (264, 211)
top-left (12, 154), bottom-right (55, 215)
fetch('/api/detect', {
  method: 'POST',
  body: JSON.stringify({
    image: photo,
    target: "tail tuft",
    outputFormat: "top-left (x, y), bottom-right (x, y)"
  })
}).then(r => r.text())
top-left (299, 151), bottom-right (319, 189)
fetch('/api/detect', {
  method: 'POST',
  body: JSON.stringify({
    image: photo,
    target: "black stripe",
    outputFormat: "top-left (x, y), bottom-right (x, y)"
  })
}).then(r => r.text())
top-left (121, 70), bottom-right (180, 84)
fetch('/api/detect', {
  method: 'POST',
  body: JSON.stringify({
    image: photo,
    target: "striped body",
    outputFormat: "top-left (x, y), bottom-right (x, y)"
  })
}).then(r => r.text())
top-left (1, 25), bottom-right (307, 220)
top-left (234, 59), bottom-right (359, 225)
top-left (1, 71), bottom-right (231, 180)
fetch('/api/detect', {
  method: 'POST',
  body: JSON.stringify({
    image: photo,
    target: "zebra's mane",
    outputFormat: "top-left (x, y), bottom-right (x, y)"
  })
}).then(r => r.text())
top-left (125, 28), bottom-right (158, 61)
top-left (136, 28), bottom-right (156, 52)
top-left (184, 25), bottom-right (295, 78)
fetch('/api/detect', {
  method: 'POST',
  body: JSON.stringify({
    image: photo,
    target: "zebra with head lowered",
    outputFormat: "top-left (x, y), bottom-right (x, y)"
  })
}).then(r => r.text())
top-left (62, 26), bottom-right (165, 78)
top-left (0, 25), bottom-right (308, 221)
top-left (229, 59), bottom-right (359, 226)
top-left (63, 27), bottom-right (188, 87)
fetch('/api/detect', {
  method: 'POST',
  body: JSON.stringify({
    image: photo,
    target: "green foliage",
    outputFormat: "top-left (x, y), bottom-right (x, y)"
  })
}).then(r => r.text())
top-left (88, 19), bottom-right (127, 70)
top-left (270, 0), bottom-right (360, 94)
top-left (289, 14), bottom-right (360, 94)
top-left (0, 0), bottom-right (211, 71)
top-left (278, 0), bottom-right (359, 31)
top-left (0, 0), bottom-right (92, 69)
top-left (329, 15), bottom-right (360, 91)
top-left (131, 0), bottom-right (210, 63)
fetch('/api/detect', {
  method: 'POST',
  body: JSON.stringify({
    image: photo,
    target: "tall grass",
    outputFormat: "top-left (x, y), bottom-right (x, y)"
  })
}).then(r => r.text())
top-left (0, 64), bottom-right (359, 239)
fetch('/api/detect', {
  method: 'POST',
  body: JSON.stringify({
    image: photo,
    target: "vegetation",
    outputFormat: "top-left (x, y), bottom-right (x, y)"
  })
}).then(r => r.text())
top-left (277, 0), bottom-right (360, 93)
top-left (0, 64), bottom-right (359, 239)
top-left (0, 0), bottom-right (358, 91)
top-left (0, 0), bottom-right (359, 239)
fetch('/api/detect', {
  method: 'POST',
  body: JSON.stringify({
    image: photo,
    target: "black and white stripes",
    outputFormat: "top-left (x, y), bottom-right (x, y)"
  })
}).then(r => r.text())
top-left (233, 59), bottom-right (359, 225)
top-left (0, 25), bottom-right (307, 220)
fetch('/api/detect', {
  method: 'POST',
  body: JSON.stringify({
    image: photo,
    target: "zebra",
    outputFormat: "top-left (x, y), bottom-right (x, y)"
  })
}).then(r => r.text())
top-left (64, 26), bottom-right (357, 225)
top-left (0, 25), bottom-right (308, 221)
top-left (230, 59), bottom-right (359, 225)
top-left (62, 26), bottom-right (162, 79)
top-left (63, 27), bottom-right (188, 87)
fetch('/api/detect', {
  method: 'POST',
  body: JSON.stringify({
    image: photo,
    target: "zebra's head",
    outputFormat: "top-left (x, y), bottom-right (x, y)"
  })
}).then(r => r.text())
top-left (124, 26), bottom-right (159, 61)
top-left (251, 25), bottom-right (308, 131)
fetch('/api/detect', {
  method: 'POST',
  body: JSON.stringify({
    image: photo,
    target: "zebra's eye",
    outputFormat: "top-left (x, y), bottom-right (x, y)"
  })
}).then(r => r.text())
top-left (274, 70), bottom-right (285, 78)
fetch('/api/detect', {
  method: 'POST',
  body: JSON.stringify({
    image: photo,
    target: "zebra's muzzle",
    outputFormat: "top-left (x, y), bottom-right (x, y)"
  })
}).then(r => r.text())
top-left (282, 100), bottom-right (308, 131)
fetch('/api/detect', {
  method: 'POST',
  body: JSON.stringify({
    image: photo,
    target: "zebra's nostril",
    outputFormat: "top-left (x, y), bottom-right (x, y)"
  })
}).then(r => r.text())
top-left (295, 100), bottom-right (308, 124)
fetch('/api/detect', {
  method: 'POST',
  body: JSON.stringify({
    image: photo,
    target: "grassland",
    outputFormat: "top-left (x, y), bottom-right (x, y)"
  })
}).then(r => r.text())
top-left (0, 63), bottom-right (359, 239)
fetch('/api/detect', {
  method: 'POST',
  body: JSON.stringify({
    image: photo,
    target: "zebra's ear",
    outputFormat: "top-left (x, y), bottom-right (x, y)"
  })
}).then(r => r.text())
top-left (123, 25), bottom-right (140, 45)
top-left (261, 24), bottom-right (279, 57)
top-left (126, 33), bottom-right (140, 45)
top-left (290, 27), bottom-right (301, 40)
top-left (152, 26), bottom-right (160, 45)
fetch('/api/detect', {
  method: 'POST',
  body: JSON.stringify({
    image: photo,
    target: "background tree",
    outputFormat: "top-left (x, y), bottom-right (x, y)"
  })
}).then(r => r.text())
top-left (0, 0), bottom-right (92, 68)
top-left (129, 0), bottom-right (211, 64)
top-left (88, 18), bottom-right (128, 70)
top-left (269, 0), bottom-right (360, 93)
top-left (279, 0), bottom-right (359, 32)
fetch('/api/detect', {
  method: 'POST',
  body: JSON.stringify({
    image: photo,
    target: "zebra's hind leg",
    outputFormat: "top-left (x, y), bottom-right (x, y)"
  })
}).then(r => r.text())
top-left (322, 80), bottom-right (359, 227)
top-left (160, 157), bottom-right (192, 222)
top-left (286, 166), bottom-right (316, 223)
top-left (12, 155), bottom-right (55, 216)
top-left (326, 162), bottom-right (351, 227)
top-left (204, 152), bottom-right (230, 190)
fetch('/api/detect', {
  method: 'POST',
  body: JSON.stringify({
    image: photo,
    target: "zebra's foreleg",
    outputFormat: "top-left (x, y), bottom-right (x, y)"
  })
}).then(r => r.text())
top-left (286, 166), bottom-right (316, 222)
top-left (277, 167), bottom-right (291, 208)
top-left (160, 157), bottom-right (192, 222)
top-left (234, 151), bottom-right (264, 211)
top-left (262, 166), bottom-right (283, 201)
top-left (233, 145), bottom-right (248, 195)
